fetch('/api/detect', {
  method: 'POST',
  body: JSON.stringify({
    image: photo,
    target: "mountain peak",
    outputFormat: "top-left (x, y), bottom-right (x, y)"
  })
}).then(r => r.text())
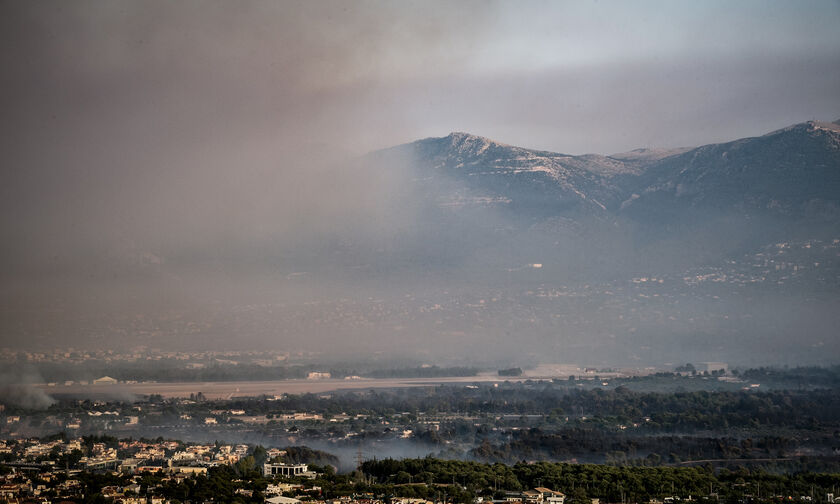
top-left (805, 120), bottom-right (840, 133)
top-left (439, 131), bottom-right (510, 157)
top-left (444, 131), bottom-right (494, 142)
top-left (765, 119), bottom-right (840, 137)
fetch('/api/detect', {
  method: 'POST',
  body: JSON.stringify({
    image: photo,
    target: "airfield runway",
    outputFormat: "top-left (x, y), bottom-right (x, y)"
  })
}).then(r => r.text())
top-left (41, 373), bottom-right (514, 399)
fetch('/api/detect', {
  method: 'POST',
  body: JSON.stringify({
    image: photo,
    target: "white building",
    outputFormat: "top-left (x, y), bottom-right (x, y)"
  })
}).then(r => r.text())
top-left (263, 462), bottom-right (309, 477)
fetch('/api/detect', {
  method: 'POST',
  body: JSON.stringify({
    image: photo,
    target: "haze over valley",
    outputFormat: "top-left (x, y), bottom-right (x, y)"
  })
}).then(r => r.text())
top-left (4, 120), bottom-right (839, 367)
top-left (3, 4), bottom-right (840, 502)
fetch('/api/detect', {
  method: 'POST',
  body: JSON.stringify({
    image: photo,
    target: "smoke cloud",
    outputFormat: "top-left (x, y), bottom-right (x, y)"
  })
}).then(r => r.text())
top-left (1, 1), bottom-right (838, 366)
top-left (0, 369), bottom-right (56, 410)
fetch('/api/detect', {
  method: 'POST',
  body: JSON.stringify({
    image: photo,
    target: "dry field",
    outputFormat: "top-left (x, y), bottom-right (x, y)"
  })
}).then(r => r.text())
top-left (42, 373), bottom-right (516, 399)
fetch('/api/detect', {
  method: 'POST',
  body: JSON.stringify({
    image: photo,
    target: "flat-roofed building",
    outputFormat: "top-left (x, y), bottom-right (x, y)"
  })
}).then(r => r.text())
top-left (263, 462), bottom-right (308, 477)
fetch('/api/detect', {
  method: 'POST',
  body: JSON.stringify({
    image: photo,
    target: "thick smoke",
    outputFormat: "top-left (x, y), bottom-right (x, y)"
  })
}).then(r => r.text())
top-left (1, 1), bottom-right (838, 366)
top-left (0, 369), bottom-right (56, 410)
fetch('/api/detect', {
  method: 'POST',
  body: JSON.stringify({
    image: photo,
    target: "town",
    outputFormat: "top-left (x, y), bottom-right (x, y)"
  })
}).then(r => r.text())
top-left (2, 434), bottom-right (839, 504)
top-left (2, 369), bottom-right (840, 480)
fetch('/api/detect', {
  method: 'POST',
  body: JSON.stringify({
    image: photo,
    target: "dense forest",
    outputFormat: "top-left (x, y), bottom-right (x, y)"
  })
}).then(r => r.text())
top-left (361, 458), bottom-right (840, 504)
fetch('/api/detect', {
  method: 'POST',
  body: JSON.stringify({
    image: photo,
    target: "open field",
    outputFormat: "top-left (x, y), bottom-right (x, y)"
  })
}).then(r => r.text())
top-left (39, 373), bottom-right (523, 399)
top-left (36, 367), bottom-right (636, 399)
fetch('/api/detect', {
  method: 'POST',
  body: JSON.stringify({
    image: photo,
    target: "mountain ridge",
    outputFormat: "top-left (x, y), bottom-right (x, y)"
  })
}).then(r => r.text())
top-left (379, 119), bottom-right (840, 222)
top-left (624, 118), bottom-right (840, 221)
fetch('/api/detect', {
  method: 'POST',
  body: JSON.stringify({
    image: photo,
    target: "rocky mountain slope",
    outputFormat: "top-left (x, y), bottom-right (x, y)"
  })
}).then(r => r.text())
top-left (361, 119), bottom-right (840, 274)
top-left (386, 120), bottom-right (840, 222)
top-left (386, 131), bottom-right (634, 216)
top-left (622, 120), bottom-right (840, 222)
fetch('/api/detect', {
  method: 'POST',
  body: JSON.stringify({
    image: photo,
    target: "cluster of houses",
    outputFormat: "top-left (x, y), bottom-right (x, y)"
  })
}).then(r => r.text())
top-left (264, 489), bottom-right (568, 504)
top-left (0, 437), bottom-right (321, 503)
top-left (0, 436), bottom-right (579, 504)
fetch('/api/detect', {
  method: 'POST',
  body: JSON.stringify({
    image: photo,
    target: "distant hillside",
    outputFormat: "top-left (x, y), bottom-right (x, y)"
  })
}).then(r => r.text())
top-left (384, 119), bottom-right (840, 219)
top-left (363, 119), bottom-right (840, 273)
top-left (378, 131), bottom-right (634, 217)
top-left (621, 120), bottom-right (840, 221)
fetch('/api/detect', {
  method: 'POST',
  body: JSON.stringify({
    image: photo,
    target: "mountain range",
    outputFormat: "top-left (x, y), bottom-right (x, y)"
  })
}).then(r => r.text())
top-left (360, 119), bottom-right (840, 276)
top-left (388, 119), bottom-right (840, 220)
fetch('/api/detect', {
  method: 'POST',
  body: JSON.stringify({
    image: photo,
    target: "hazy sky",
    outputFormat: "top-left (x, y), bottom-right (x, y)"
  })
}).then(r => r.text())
top-left (2, 0), bottom-right (839, 261)
top-left (1, 0), bottom-right (840, 357)
top-left (3, 1), bottom-right (839, 156)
